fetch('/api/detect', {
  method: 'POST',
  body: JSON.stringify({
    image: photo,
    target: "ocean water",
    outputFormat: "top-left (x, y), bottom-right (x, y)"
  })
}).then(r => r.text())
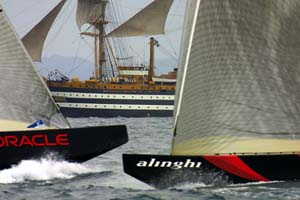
top-left (0, 117), bottom-right (300, 200)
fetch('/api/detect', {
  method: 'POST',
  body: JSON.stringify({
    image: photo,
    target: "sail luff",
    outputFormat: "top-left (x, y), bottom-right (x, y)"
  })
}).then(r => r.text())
top-left (22, 0), bottom-right (66, 62)
top-left (172, 0), bottom-right (201, 129)
top-left (171, 0), bottom-right (201, 151)
top-left (107, 0), bottom-right (174, 38)
top-left (0, 4), bottom-right (69, 130)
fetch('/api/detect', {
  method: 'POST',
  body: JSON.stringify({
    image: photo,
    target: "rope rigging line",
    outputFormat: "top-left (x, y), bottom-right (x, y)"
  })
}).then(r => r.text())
top-left (66, 52), bottom-right (94, 77)
top-left (44, 0), bottom-right (74, 51)
top-left (110, 0), bottom-right (136, 66)
top-left (157, 45), bottom-right (178, 62)
top-left (6, 0), bottom-right (41, 19)
top-left (165, 36), bottom-right (179, 58)
top-left (9, 0), bottom-right (53, 35)
top-left (71, 35), bottom-right (82, 69)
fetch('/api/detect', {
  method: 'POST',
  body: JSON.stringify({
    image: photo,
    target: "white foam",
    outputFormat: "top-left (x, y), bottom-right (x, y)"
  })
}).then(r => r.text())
top-left (0, 159), bottom-right (98, 184)
top-left (171, 182), bottom-right (210, 190)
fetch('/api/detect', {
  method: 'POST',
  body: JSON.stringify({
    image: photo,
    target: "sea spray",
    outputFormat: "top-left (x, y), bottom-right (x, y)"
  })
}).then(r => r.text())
top-left (0, 158), bottom-right (99, 184)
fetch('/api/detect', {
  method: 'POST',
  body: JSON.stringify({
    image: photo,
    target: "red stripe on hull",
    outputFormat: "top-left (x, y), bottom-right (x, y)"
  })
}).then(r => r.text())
top-left (203, 155), bottom-right (269, 182)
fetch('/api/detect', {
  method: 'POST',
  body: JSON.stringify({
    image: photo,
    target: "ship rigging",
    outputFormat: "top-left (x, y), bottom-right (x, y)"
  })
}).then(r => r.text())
top-left (10, 0), bottom-right (184, 117)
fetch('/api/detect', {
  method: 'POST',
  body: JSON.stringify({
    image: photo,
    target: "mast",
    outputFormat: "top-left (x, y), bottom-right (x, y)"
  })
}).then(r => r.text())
top-left (93, 27), bottom-right (98, 79)
top-left (96, 19), bottom-right (107, 82)
top-left (77, 0), bottom-right (108, 82)
top-left (149, 37), bottom-right (158, 82)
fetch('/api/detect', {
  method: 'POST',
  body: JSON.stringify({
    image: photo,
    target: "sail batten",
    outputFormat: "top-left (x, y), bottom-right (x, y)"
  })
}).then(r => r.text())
top-left (22, 0), bottom-right (66, 62)
top-left (0, 4), bottom-right (69, 130)
top-left (107, 0), bottom-right (174, 37)
top-left (172, 0), bottom-right (300, 155)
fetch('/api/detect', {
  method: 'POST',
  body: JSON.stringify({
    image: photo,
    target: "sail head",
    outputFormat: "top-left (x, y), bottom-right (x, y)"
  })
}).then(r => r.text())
top-left (0, 4), bottom-right (69, 131)
top-left (172, 0), bottom-right (300, 155)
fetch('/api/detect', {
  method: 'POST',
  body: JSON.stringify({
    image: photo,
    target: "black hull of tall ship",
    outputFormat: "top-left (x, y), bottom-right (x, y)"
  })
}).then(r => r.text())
top-left (0, 125), bottom-right (128, 170)
top-left (59, 108), bottom-right (173, 118)
top-left (123, 154), bottom-right (300, 189)
top-left (49, 86), bottom-right (175, 118)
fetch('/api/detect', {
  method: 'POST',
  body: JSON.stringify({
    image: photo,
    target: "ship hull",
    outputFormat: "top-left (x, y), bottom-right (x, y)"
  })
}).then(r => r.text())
top-left (0, 125), bottom-right (128, 170)
top-left (59, 107), bottom-right (173, 118)
top-left (49, 86), bottom-right (175, 118)
top-left (123, 154), bottom-right (300, 189)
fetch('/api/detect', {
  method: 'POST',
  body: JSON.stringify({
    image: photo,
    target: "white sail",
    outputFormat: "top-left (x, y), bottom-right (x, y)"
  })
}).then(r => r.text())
top-left (107, 0), bottom-right (173, 37)
top-left (172, 0), bottom-right (300, 155)
top-left (0, 4), bottom-right (69, 130)
top-left (76, 0), bottom-right (108, 29)
top-left (22, 0), bottom-right (66, 62)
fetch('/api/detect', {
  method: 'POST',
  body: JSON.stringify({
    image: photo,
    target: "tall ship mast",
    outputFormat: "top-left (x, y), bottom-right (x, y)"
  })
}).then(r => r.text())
top-left (21, 0), bottom-right (178, 118)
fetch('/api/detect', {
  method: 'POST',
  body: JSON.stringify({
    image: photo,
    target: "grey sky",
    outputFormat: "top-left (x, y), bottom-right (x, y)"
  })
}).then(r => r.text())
top-left (0, 0), bottom-right (185, 79)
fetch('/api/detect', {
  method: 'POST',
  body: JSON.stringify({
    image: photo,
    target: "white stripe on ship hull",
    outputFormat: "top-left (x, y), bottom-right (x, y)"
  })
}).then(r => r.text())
top-left (57, 103), bottom-right (174, 110)
top-left (52, 92), bottom-right (174, 101)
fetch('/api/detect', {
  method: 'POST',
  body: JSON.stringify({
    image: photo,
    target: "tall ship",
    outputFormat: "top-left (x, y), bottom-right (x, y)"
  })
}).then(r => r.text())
top-left (21, 0), bottom-right (177, 118)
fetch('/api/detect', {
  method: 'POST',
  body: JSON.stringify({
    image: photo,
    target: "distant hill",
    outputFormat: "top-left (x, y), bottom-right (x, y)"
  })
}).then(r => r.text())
top-left (35, 54), bottom-right (177, 80)
top-left (35, 55), bottom-right (94, 80)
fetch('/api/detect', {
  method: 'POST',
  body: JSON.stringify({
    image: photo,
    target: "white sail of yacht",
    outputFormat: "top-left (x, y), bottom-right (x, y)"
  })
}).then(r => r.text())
top-left (0, 3), bottom-right (69, 130)
top-left (123, 0), bottom-right (300, 189)
top-left (172, 0), bottom-right (300, 155)
top-left (0, 2), bottom-right (128, 170)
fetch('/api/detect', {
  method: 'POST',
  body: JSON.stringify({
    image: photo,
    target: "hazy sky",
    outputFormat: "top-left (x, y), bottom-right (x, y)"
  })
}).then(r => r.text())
top-left (0, 0), bottom-right (185, 79)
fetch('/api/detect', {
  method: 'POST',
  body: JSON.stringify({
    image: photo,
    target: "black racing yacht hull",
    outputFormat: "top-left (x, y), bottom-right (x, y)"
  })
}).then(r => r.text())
top-left (123, 154), bottom-right (300, 189)
top-left (0, 125), bottom-right (128, 169)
